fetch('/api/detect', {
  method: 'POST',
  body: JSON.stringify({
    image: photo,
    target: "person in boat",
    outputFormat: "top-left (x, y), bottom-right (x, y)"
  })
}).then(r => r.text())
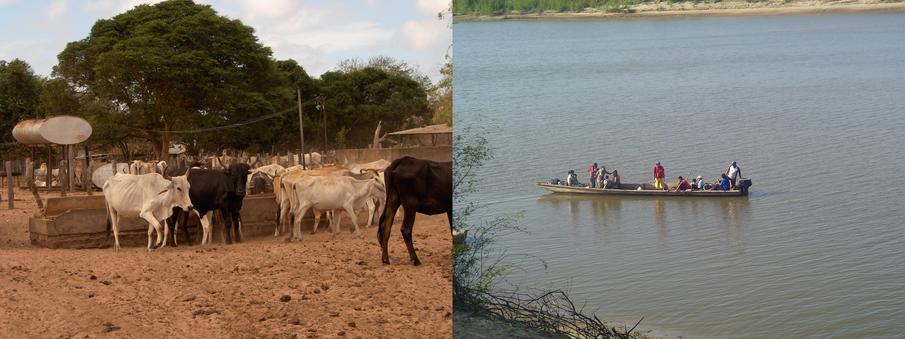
top-left (719, 173), bottom-right (731, 191)
top-left (595, 166), bottom-right (611, 188)
top-left (673, 176), bottom-right (692, 192)
top-left (694, 175), bottom-right (704, 190)
top-left (652, 162), bottom-right (666, 190)
top-left (566, 170), bottom-right (580, 186)
top-left (610, 170), bottom-right (621, 189)
top-left (587, 163), bottom-right (599, 188)
top-left (725, 161), bottom-right (741, 189)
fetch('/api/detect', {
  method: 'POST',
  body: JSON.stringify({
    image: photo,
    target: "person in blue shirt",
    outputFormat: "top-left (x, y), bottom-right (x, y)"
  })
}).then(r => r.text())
top-left (719, 173), bottom-right (731, 191)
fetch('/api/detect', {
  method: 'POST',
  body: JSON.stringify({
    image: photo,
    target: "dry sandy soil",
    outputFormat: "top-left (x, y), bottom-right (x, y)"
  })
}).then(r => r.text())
top-left (0, 191), bottom-right (452, 338)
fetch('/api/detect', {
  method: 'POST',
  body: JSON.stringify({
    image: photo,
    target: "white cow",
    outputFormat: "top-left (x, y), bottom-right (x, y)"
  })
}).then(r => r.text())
top-left (324, 175), bottom-right (386, 231)
top-left (129, 160), bottom-right (162, 175)
top-left (287, 174), bottom-right (382, 241)
top-left (103, 172), bottom-right (193, 251)
top-left (274, 165), bottom-right (351, 236)
top-left (347, 159), bottom-right (391, 175)
top-left (276, 165), bottom-right (383, 235)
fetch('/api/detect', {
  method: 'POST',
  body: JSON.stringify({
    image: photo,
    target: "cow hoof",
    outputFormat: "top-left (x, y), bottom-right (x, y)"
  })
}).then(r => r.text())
top-left (412, 259), bottom-right (422, 266)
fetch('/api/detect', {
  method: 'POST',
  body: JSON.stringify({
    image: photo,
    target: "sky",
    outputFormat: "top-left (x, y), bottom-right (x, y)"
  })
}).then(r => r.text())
top-left (0, 0), bottom-right (451, 81)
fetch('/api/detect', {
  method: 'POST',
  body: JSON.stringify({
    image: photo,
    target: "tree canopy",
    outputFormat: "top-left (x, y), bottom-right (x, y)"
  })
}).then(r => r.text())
top-left (54, 0), bottom-right (280, 157)
top-left (0, 59), bottom-right (42, 158)
top-left (2, 0), bottom-right (438, 161)
top-left (318, 66), bottom-right (431, 148)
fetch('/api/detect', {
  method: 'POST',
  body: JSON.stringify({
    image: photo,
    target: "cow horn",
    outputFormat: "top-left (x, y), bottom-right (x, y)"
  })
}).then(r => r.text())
top-left (184, 167), bottom-right (191, 179)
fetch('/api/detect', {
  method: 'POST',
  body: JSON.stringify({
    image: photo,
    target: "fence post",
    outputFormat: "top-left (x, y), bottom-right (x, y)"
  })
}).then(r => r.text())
top-left (67, 144), bottom-right (76, 193)
top-left (46, 146), bottom-right (52, 191)
top-left (84, 145), bottom-right (92, 195)
top-left (6, 161), bottom-right (13, 209)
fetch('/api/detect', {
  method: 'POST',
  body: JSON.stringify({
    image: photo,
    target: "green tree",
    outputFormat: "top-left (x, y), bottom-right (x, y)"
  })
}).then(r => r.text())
top-left (0, 59), bottom-right (42, 157)
top-left (316, 66), bottom-right (430, 148)
top-left (431, 56), bottom-right (452, 125)
top-left (37, 78), bottom-right (80, 118)
top-left (54, 0), bottom-right (280, 158)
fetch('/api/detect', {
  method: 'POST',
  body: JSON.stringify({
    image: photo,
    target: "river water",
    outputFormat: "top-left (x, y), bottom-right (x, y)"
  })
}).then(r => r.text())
top-left (453, 13), bottom-right (905, 338)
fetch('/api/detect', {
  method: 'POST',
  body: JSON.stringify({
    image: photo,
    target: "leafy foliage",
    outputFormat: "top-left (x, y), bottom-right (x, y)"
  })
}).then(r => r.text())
top-left (317, 66), bottom-right (431, 148)
top-left (452, 0), bottom-right (650, 15)
top-left (431, 56), bottom-right (452, 126)
top-left (4, 0), bottom-right (435, 160)
top-left (54, 0), bottom-right (291, 157)
top-left (0, 59), bottom-right (42, 158)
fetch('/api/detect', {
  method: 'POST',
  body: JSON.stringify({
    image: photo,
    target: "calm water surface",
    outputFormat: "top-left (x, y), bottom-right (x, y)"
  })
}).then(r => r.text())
top-left (454, 13), bottom-right (905, 338)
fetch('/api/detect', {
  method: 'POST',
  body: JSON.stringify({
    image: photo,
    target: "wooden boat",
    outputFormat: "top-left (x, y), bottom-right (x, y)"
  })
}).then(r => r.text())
top-left (536, 181), bottom-right (750, 197)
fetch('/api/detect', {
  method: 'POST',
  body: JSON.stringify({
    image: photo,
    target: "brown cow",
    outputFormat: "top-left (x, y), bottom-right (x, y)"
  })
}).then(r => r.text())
top-left (378, 156), bottom-right (452, 266)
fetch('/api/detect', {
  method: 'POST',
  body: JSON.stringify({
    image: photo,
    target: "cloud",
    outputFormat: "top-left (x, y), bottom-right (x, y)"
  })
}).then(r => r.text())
top-left (45, 0), bottom-right (69, 19)
top-left (416, 0), bottom-right (448, 15)
top-left (226, 0), bottom-right (298, 19)
top-left (400, 18), bottom-right (447, 52)
top-left (82, 0), bottom-right (165, 17)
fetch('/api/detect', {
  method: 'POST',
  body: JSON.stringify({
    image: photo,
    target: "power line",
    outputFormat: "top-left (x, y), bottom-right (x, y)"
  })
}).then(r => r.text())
top-left (128, 106), bottom-right (298, 134)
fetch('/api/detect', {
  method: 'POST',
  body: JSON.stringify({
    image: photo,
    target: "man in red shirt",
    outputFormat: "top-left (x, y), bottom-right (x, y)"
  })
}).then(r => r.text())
top-left (587, 163), bottom-right (599, 188)
top-left (652, 162), bottom-right (665, 190)
top-left (673, 176), bottom-right (691, 191)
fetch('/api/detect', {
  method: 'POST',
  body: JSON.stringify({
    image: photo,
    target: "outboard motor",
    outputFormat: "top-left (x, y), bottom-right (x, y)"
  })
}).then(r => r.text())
top-left (737, 178), bottom-right (752, 195)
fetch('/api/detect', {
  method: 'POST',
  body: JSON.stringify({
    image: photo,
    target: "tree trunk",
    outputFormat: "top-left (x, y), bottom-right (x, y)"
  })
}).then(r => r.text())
top-left (160, 120), bottom-right (172, 163)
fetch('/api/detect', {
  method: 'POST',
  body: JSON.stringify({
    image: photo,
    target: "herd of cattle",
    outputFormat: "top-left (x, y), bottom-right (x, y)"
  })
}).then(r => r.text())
top-left (102, 156), bottom-right (452, 265)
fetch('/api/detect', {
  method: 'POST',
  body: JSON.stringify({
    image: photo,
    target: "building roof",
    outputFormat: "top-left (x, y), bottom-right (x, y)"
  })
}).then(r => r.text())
top-left (387, 124), bottom-right (451, 136)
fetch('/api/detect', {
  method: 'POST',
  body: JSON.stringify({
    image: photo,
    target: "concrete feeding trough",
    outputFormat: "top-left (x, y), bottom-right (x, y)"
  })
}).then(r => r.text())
top-left (29, 194), bottom-right (280, 248)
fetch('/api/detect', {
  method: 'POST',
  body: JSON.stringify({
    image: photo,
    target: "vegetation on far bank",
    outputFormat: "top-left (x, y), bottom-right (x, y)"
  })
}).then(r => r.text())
top-left (454, 0), bottom-right (644, 15)
top-left (453, 0), bottom-right (905, 16)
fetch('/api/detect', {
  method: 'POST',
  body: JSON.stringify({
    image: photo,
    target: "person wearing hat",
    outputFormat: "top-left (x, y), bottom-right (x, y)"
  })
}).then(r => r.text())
top-left (725, 161), bottom-right (742, 189)
top-left (694, 175), bottom-right (704, 190)
top-left (651, 162), bottom-right (666, 190)
top-left (566, 170), bottom-right (579, 186)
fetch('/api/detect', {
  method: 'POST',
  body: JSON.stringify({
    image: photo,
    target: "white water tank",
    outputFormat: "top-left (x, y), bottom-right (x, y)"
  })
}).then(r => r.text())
top-left (12, 116), bottom-right (92, 145)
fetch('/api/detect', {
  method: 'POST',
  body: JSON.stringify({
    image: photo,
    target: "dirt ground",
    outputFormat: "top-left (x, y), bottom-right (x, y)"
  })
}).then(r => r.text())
top-left (0, 189), bottom-right (452, 338)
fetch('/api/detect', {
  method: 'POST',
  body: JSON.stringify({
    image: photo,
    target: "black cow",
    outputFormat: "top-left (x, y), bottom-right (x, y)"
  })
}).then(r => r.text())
top-left (377, 156), bottom-right (452, 266)
top-left (166, 163), bottom-right (251, 245)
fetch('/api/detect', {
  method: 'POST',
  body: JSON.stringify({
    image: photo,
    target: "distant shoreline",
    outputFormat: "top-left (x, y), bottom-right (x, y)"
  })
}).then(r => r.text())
top-left (453, 1), bottom-right (905, 22)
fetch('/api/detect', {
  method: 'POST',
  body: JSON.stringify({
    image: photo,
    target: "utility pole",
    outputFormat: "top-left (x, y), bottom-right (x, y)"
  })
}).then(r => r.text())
top-left (297, 87), bottom-right (306, 170)
top-left (316, 95), bottom-right (327, 156)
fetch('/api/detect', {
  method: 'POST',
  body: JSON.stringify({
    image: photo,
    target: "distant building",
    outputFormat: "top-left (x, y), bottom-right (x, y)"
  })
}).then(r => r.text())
top-left (386, 124), bottom-right (451, 147)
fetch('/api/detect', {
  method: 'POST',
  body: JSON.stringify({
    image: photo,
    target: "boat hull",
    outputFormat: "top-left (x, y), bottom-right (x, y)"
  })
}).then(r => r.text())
top-left (536, 182), bottom-right (748, 197)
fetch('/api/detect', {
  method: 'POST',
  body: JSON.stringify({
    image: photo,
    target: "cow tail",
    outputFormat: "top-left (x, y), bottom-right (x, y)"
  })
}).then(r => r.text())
top-left (377, 163), bottom-right (396, 243)
top-left (104, 199), bottom-right (112, 240)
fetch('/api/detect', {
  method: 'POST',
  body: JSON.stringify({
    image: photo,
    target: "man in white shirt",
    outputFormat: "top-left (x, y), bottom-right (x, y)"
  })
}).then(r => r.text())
top-left (725, 161), bottom-right (741, 189)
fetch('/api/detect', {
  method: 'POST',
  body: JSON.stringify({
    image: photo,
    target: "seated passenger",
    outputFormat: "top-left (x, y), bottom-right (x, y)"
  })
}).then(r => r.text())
top-left (673, 176), bottom-right (692, 191)
top-left (719, 173), bottom-right (731, 191)
top-left (611, 170), bottom-right (621, 189)
top-left (694, 175), bottom-right (704, 190)
top-left (566, 170), bottom-right (579, 186)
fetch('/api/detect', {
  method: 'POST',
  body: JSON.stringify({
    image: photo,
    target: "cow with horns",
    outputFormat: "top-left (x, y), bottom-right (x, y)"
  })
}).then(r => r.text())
top-left (103, 171), bottom-right (193, 251)
top-left (167, 163), bottom-right (252, 245)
